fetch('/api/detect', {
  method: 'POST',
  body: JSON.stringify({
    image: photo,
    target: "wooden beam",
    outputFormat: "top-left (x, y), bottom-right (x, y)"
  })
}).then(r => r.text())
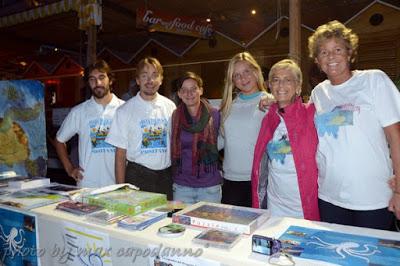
top-left (86, 25), bottom-right (97, 66)
top-left (289, 0), bottom-right (301, 64)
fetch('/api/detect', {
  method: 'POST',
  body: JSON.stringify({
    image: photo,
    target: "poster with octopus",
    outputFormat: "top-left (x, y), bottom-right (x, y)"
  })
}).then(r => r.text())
top-left (0, 80), bottom-right (47, 178)
top-left (279, 226), bottom-right (400, 266)
top-left (0, 207), bottom-right (39, 265)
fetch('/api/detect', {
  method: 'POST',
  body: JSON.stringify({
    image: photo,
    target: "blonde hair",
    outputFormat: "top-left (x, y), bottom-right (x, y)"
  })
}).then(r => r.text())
top-left (308, 20), bottom-right (359, 63)
top-left (269, 59), bottom-right (303, 94)
top-left (136, 57), bottom-right (164, 77)
top-left (220, 52), bottom-right (266, 135)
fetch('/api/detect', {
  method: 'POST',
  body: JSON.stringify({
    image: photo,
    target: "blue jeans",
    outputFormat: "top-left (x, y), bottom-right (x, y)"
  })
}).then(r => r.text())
top-left (173, 183), bottom-right (222, 204)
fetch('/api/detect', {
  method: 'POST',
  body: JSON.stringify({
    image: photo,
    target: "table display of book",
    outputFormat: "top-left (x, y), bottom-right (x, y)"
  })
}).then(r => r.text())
top-left (172, 201), bottom-right (270, 234)
top-left (84, 187), bottom-right (167, 216)
top-left (0, 188), bottom-right (66, 209)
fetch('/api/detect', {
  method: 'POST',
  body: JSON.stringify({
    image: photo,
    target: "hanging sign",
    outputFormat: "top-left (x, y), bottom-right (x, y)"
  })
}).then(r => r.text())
top-left (136, 7), bottom-right (213, 39)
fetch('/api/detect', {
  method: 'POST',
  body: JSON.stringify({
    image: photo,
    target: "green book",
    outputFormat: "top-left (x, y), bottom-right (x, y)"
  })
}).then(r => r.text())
top-left (85, 188), bottom-right (167, 216)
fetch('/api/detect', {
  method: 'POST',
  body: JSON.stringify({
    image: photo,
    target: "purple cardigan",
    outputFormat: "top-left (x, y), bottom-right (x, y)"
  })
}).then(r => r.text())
top-left (251, 97), bottom-right (320, 221)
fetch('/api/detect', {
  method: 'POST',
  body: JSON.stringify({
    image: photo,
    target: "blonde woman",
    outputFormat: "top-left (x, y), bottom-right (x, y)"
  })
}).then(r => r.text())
top-left (219, 52), bottom-right (273, 207)
top-left (252, 59), bottom-right (319, 220)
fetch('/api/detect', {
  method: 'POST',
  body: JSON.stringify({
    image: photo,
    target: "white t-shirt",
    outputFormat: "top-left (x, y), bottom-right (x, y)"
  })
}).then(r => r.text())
top-left (56, 94), bottom-right (125, 188)
top-left (219, 92), bottom-right (268, 181)
top-left (267, 117), bottom-right (303, 218)
top-left (311, 69), bottom-right (400, 210)
top-left (106, 93), bottom-right (176, 170)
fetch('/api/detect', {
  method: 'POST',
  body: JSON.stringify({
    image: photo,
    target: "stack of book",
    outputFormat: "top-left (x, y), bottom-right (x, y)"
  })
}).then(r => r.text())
top-left (56, 200), bottom-right (104, 216)
top-left (118, 210), bottom-right (168, 230)
top-left (172, 201), bottom-right (270, 234)
top-left (0, 188), bottom-right (66, 209)
top-left (84, 187), bottom-right (167, 216)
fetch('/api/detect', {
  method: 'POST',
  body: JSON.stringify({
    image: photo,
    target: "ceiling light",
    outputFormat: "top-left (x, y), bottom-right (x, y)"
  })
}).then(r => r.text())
top-left (251, 9), bottom-right (256, 15)
top-left (206, 18), bottom-right (211, 23)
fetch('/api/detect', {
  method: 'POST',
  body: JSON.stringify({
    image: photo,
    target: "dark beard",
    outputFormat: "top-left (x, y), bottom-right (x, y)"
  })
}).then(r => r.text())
top-left (92, 86), bottom-right (110, 99)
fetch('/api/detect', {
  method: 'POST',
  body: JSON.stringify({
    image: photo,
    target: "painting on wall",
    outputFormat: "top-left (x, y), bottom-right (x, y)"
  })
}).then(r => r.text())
top-left (0, 80), bottom-right (47, 178)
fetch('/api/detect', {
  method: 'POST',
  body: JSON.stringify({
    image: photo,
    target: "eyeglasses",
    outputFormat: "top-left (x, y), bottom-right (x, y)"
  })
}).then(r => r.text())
top-left (88, 74), bottom-right (108, 83)
top-left (138, 73), bottom-right (161, 81)
top-left (233, 69), bottom-right (254, 81)
top-left (179, 87), bottom-right (200, 95)
top-left (270, 77), bottom-right (296, 87)
top-left (318, 47), bottom-right (347, 58)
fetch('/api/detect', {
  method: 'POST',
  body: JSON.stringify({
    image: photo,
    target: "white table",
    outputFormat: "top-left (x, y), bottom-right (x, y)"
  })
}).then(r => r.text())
top-left (30, 203), bottom-right (400, 266)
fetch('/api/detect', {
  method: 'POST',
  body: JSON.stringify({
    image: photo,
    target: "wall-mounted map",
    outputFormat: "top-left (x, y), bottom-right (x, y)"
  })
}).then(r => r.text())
top-left (0, 80), bottom-right (47, 178)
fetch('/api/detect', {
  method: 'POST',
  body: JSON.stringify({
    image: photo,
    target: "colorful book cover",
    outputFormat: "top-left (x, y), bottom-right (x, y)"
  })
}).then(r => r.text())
top-left (56, 200), bottom-right (104, 216)
top-left (172, 202), bottom-right (270, 234)
top-left (118, 210), bottom-right (167, 230)
top-left (85, 188), bottom-right (167, 216)
top-left (279, 226), bottom-right (400, 266)
top-left (0, 189), bottom-right (65, 209)
top-left (193, 229), bottom-right (241, 249)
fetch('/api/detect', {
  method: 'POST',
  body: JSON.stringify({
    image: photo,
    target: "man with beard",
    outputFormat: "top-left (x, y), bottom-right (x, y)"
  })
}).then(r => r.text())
top-left (55, 60), bottom-right (125, 188)
top-left (106, 57), bottom-right (176, 199)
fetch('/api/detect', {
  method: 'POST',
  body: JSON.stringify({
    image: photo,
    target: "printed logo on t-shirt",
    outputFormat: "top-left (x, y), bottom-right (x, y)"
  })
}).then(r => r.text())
top-left (315, 104), bottom-right (358, 138)
top-left (140, 118), bottom-right (168, 154)
top-left (89, 118), bottom-right (115, 153)
top-left (267, 134), bottom-right (292, 164)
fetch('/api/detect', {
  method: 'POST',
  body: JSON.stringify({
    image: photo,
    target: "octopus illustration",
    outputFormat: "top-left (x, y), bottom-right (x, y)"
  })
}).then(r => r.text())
top-left (306, 236), bottom-right (380, 263)
top-left (0, 225), bottom-right (26, 260)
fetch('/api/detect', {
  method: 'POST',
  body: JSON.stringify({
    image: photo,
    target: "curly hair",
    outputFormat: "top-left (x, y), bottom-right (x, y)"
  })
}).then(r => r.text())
top-left (308, 20), bottom-right (359, 63)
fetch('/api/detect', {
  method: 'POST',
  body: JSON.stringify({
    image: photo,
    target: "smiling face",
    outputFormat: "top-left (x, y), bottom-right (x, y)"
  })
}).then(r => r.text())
top-left (88, 69), bottom-right (112, 99)
top-left (232, 60), bottom-right (259, 95)
top-left (269, 67), bottom-right (300, 108)
top-left (177, 78), bottom-right (203, 109)
top-left (315, 37), bottom-right (352, 85)
top-left (136, 63), bottom-right (163, 101)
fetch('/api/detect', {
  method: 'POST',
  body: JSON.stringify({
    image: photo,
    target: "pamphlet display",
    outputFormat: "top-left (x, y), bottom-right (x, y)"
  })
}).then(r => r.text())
top-left (172, 201), bottom-right (270, 234)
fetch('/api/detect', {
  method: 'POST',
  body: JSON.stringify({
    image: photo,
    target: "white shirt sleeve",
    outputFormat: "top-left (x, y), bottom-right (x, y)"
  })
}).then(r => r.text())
top-left (56, 109), bottom-right (79, 143)
top-left (105, 107), bottom-right (129, 149)
top-left (372, 70), bottom-right (400, 127)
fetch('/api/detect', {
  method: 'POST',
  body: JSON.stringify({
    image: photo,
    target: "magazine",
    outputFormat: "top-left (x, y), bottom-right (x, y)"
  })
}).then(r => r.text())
top-left (192, 229), bottom-right (241, 249)
top-left (86, 210), bottom-right (127, 225)
top-left (172, 201), bottom-right (270, 234)
top-left (118, 210), bottom-right (168, 230)
top-left (56, 200), bottom-right (104, 216)
top-left (40, 183), bottom-right (82, 196)
top-left (0, 188), bottom-right (66, 209)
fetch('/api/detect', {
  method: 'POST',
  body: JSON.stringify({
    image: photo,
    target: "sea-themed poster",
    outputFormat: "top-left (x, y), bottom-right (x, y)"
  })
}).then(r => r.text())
top-left (0, 207), bottom-right (38, 266)
top-left (0, 80), bottom-right (47, 178)
top-left (279, 226), bottom-right (400, 266)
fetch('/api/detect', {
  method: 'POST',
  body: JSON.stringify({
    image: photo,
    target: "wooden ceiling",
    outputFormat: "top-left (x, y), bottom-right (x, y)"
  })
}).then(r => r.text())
top-left (1, 0), bottom-right (399, 77)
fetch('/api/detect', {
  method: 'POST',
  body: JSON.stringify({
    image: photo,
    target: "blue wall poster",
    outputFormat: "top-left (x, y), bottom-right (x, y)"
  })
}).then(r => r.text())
top-left (0, 80), bottom-right (47, 178)
top-left (279, 225), bottom-right (400, 266)
top-left (0, 207), bottom-right (39, 265)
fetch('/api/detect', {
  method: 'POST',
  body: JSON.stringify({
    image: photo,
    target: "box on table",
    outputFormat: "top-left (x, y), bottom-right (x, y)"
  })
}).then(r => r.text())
top-left (84, 188), bottom-right (167, 216)
top-left (172, 201), bottom-right (270, 234)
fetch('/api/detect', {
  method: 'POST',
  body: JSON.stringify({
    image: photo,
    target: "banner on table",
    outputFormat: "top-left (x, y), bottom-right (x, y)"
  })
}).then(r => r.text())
top-left (0, 207), bottom-right (39, 265)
